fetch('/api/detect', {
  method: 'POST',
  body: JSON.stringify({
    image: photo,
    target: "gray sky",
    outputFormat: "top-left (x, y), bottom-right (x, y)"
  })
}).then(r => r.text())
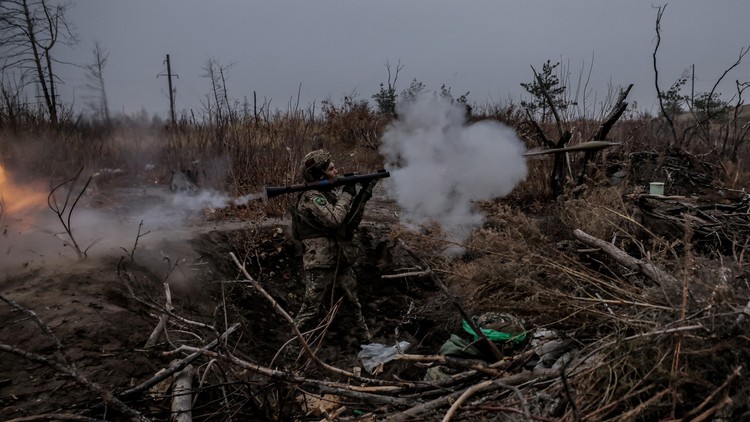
top-left (57, 1), bottom-right (750, 118)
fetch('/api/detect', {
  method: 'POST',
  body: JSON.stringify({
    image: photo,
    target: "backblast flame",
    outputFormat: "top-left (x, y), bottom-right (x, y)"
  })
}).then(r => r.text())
top-left (0, 164), bottom-right (48, 216)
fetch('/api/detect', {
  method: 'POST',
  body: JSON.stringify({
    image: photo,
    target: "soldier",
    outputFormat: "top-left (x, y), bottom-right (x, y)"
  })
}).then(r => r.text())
top-left (291, 149), bottom-right (377, 347)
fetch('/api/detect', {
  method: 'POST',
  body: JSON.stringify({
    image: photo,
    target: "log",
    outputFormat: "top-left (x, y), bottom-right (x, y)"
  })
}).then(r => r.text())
top-left (170, 364), bottom-right (195, 422)
top-left (573, 229), bottom-right (679, 286)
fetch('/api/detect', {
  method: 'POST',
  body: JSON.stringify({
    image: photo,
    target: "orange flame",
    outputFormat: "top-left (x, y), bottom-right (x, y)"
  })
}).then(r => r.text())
top-left (0, 164), bottom-right (49, 216)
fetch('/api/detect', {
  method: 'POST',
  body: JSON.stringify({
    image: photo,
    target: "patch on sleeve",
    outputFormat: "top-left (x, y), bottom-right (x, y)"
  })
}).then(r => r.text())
top-left (314, 196), bottom-right (328, 206)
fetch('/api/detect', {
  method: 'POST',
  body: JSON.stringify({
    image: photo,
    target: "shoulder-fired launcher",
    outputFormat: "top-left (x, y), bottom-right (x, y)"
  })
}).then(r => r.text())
top-left (265, 169), bottom-right (390, 199)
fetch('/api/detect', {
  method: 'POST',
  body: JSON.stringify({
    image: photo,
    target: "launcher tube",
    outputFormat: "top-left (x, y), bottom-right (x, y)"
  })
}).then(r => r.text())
top-left (265, 169), bottom-right (390, 199)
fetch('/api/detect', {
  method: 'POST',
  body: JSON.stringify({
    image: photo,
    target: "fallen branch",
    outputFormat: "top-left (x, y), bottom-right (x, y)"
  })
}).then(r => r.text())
top-left (621, 324), bottom-right (704, 341)
top-left (119, 323), bottom-right (239, 398)
top-left (163, 345), bottom-right (453, 411)
top-left (7, 414), bottom-right (103, 422)
top-left (681, 365), bottom-right (741, 420)
top-left (442, 378), bottom-right (531, 422)
top-left (170, 344), bottom-right (418, 393)
top-left (573, 229), bottom-right (679, 286)
top-left (387, 369), bottom-right (559, 422)
top-left (393, 353), bottom-right (508, 377)
top-left (570, 296), bottom-right (674, 312)
top-left (381, 269), bottom-right (433, 279)
top-left (171, 364), bottom-right (195, 422)
top-left (119, 268), bottom-right (219, 336)
top-left (315, 385), bottom-right (414, 407)
top-left (441, 379), bottom-right (493, 422)
top-left (690, 395), bottom-right (733, 422)
top-left (0, 294), bottom-right (66, 361)
top-left (0, 342), bottom-right (148, 421)
top-left (144, 282), bottom-right (174, 349)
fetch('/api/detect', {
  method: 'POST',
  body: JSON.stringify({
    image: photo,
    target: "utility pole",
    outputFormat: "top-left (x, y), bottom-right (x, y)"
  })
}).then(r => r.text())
top-left (691, 63), bottom-right (695, 107)
top-left (158, 54), bottom-right (178, 125)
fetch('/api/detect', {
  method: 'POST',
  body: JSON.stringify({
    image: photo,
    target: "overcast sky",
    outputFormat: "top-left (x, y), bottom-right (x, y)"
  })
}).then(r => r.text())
top-left (56, 1), bottom-right (750, 119)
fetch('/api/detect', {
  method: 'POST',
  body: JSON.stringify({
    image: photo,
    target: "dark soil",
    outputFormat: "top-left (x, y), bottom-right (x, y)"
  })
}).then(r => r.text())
top-left (0, 185), bottom-right (454, 420)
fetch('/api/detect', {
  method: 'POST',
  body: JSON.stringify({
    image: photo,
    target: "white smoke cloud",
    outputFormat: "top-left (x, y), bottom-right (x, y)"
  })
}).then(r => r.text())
top-left (380, 93), bottom-right (527, 246)
top-left (1, 180), bottom-right (258, 281)
top-left (171, 189), bottom-right (234, 211)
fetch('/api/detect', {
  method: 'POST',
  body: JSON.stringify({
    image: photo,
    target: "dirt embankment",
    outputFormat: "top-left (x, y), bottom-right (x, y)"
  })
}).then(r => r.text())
top-left (0, 185), bottom-right (454, 419)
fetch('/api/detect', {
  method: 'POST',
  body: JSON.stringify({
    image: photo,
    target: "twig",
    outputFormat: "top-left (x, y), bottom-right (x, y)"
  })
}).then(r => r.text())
top-left (689, 395), bottom-right (733, 422)
top-left (621, 324), bottom-right (704, 341)
top-left (119, 323), bottom-right (239, 397)
top-left (381, 269), bottom-right (432, 279)
top-left (394, 353), bottom-right (507, 377)
top-left (612, 389), bottom-right (670, 421)
top-left (558, 355), bottom-right (579, 422)
top-left (315, 385), bottom-right (414, 407)
top-left (671, 219), bottom-right (694, 398)
top-left (387, 369), bottom-right (559, 422)
top-left (0, 294), bottom-right (66, 359)
top-left (144, 282), bottom-right (174, 348)
top-left (166, 344), bottom-right (418, 393)
top-left (192, 359), bottom-right (218, 407)
top-left (442, 379), bottom-right (494, 422)
top-left (47, 167), bottom-right (93, 259)
top-left (119, 270), bottom-right (219, 336)
top-left (569, 296), bottom-right (673, 312)
top-left (652, 5), bottom-right (678, 145)
top-left (121, 220), bottom-right (150, 264)
top-left (681, 366), bottom-right (741, 420)
top-left (230, 251), bottom-right (399, 384)
top-left (443, 378), bottom-right (532, 422)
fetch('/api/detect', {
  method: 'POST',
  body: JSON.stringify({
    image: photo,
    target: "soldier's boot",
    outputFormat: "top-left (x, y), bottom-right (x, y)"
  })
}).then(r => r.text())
top-left (280, 329), bottom-right (304, 371)
top-left (355, 316), bottom-right (373, 345)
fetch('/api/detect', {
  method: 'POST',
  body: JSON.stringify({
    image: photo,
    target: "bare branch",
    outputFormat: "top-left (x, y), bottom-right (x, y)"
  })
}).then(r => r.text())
top-left (652, 4), bottom-right (678, 146)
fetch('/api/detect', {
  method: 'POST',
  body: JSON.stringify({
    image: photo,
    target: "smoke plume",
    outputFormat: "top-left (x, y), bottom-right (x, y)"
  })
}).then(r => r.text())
top-left (380, 93), bottom-right (527, 249)
top-left (1, 170), bottom-right (259, 281)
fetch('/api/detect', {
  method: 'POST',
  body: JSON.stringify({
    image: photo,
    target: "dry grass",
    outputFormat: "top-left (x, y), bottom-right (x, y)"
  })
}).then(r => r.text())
top-left (422, 152), bottom-right (750, 419)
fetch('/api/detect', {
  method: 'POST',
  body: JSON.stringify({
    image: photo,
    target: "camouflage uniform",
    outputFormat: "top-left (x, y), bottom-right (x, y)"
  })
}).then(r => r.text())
top-left (424, 312), bottom-right (527, 381)
top-left (292, 151), bottom-right (372, 343)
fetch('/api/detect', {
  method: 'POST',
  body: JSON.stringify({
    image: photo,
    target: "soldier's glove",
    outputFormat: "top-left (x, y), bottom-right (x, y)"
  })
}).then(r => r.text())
top-left (360, 180), bottom-right (377, 202)
top-left (342, 183), bottom-right (357, 197)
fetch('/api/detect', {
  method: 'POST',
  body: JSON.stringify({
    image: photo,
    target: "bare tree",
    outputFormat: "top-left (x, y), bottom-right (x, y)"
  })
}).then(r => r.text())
top-left (372, 59), bottom-right (403, 116)
top-left (201, 57), bottom-right (236, 126)
top-left (652, 4), bottom-right (679, 146)
top-left (83, 40), bottom-right (110, 122)
top-left (0, 0), bottom-right (77, 125)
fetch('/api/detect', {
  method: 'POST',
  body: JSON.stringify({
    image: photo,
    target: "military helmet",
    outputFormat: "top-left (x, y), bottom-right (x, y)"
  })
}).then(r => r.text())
top-left (463, 312), bottom-right (526, 343)
top-left (300, 149), bottom-right (332, 182)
